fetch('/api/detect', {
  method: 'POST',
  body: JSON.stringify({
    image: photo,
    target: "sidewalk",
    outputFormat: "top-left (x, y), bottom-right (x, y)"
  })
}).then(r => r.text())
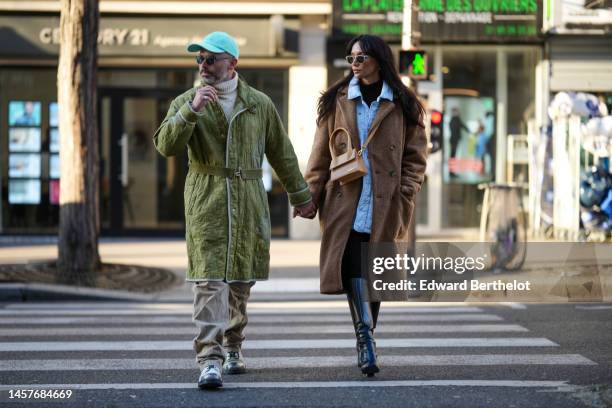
top-left (0, 238), bottom-right (323, 302)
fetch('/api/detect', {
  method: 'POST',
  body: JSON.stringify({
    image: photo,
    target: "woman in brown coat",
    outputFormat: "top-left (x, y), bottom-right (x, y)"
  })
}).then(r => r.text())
top-left (301, 35), bottom-right (428, 376)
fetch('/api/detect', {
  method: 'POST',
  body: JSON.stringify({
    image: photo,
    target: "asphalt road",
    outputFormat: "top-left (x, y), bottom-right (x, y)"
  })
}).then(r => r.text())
top-left (0, 297), bottom-right (611, 407)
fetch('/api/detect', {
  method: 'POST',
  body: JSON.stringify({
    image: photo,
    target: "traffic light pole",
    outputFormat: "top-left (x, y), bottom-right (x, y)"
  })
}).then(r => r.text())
top-left (402, 0), bottom-right (418, 256)
top-left (401, 0), bottom-right (415, 53)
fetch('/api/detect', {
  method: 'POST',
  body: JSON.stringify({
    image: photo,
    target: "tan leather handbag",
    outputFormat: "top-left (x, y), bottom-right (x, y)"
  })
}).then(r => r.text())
top-left (329, 127), bottom-right (374, 185)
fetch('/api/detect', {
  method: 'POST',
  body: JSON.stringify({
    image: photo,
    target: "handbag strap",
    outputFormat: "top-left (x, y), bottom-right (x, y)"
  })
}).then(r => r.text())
top-left (328, 127), bottom-right (354, 158)
top-left (358, 127), bottom-right (380, 156)
top-left (329, 127), bottom-right (377, 158)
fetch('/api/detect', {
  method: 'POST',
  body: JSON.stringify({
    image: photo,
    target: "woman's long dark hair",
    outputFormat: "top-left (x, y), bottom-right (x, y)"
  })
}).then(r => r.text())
top-left (316, 35), bottom-right (425, 128)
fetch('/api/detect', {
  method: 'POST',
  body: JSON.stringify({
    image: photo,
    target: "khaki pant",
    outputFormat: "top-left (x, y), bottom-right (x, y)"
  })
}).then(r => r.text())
top-left (192, 281), bottom-right (254, 368)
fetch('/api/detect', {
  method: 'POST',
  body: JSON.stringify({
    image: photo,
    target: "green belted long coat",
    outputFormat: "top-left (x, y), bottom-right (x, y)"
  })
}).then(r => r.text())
top-left (154, 78), bottom-right (311, 282)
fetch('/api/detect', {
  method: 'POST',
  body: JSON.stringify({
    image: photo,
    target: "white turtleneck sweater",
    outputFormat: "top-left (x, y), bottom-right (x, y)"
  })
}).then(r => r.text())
top-left (213, 72), bottom-right (239, 122)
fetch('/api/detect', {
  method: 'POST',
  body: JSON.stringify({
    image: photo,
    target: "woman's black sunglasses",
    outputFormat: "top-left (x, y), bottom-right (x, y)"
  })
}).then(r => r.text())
top-left (345, 55), bottom-right (369, 64)
top-left (196, 55), bottom-right (231, 65)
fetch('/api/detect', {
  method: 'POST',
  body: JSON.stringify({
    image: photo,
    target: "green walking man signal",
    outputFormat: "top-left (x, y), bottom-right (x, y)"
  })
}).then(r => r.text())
top-left (399, 50), bottom-right (428, 80)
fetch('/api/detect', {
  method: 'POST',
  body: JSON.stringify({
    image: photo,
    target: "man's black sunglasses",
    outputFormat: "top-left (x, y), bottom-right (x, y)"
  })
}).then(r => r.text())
top-left (345, 55), bottom-right (369, 64)
top-left (196, 55), bottom-right (232, 65)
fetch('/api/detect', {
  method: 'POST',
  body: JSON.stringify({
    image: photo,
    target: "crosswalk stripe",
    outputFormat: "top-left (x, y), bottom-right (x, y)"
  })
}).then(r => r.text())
top-left (0, 354), bottom-right (595, 371)
top-left (0, 324), bottom-right (528, 337)
top-left (4, 303), bottom-right (484, 313)
top-left (0, 380), bottom-right (575, 390)
top-left (0, 338), bottom-right (557, 352)
top-left (0, 314), bottom-right (504, 325)
top-left (575, 305), bottom-right (612, 310)
top-left (0, 308), bottom-right (483, 316)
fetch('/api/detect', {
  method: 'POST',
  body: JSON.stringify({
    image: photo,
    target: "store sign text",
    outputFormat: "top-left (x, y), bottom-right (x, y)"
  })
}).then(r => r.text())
top-left (420, 0), bottom-right (538, 13)
top-left (40, 27), bottom-right (151, 46)
top-left (341, 0), bottom-right (404, 12)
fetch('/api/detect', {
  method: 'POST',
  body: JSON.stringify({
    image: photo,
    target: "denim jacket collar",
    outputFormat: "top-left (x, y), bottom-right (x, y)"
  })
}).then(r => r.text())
top-left (347, 76), bottom-right (394, 102)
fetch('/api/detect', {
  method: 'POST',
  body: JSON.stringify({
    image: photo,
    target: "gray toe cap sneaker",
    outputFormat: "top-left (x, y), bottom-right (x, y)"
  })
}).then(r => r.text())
top-left (198, 361), bottom-right (223, 389)
top-left (223, 351), bottom-right (246, 374)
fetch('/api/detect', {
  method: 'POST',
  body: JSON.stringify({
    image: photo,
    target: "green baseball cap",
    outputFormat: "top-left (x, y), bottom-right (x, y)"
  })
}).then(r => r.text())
top-left (187, 31), bottom-right (239, 59)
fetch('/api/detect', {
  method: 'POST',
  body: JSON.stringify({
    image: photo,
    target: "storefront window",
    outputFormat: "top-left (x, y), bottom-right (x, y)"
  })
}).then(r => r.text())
top-left (1, 67), bottom-right (290, 236)
top-left (507, 51), bottom-right (538, 135)
top-left (0, 69), bottom-right (59, 233)
top-left (441, 50), bottom-right (496, 228)
top-left (439, 48), bottom-right (538, 228)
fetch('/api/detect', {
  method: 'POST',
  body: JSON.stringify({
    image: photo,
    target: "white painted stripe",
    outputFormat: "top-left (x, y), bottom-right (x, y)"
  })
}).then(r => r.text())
top-left (0, 324), bottom-right (528, 337)
top-left (0, 314), bottom-right (504, 325)
top-left (0, 338), bottom-right (557, 352)
top-left (575, 305), bottom-right (612, 310)
top-left (5, 302), bottom-right (485, 310)
top-left (3, 300), bottom-right (482, 313)
top-left (0, 308), bottom-right (485, 316)
top-left (0, 309), bottom-right (478, 316)
top-left (499, 303), bottom-right (527, 310)
top-left (0, 354), bottom-right (595, 371)
top-left (0, 380), bottom-right (574, 390)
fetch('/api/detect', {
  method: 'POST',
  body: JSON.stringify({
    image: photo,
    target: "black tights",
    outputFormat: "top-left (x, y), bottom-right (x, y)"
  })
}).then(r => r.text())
top-left (341, 229), bottom-right (371, 289)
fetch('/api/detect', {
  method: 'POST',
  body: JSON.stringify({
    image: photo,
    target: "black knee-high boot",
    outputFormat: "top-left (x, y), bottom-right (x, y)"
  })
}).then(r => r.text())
top-left (346, 278), bottom-right (380, 376)
top-left (371, 301), bottom-right (381, 332)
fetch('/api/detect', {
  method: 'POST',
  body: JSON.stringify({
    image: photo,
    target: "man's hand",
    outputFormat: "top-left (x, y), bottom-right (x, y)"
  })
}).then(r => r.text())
top-left (191, 86), bottom-right (218, 111)
top-left (293, 201), bottom-right (317, 219)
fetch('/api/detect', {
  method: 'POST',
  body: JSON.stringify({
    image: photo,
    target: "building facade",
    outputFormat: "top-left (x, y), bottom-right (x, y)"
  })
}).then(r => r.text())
top-left (330, 0), bottom-right (545, 237)
top-left (1, 0), bottom-right (609, 239)
top-left (0, 0), bottom-right (329, 238)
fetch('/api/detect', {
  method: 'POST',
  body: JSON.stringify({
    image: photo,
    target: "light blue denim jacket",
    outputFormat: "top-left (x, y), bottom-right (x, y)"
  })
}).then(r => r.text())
top-left (347, 76), bottom-right (394, 234)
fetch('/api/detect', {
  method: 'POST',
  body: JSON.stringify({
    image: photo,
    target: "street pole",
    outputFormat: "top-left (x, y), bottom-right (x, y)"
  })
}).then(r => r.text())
top-left (401, 0), bottom-right (414, 51)
top-left (402, 0), bottom-right (418, 256)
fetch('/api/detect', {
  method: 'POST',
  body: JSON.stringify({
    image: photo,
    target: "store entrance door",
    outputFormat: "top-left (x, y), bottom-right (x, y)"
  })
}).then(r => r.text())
top-left (100, 89), bottom-right (188, 235)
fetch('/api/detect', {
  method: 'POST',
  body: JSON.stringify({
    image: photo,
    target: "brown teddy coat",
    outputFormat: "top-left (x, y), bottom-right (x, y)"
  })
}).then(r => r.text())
top-left (305, 86), bottom-right (428, 294)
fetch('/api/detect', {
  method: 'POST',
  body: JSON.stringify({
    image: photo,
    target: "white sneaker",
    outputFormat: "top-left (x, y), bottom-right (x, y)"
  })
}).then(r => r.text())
top-left (198, 360), bottom-right (223, 389)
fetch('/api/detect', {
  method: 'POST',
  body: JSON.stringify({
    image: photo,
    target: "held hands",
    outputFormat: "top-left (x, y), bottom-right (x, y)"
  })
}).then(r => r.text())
top-left (293, 201), bottom-right (317, 219)
top-left (191, 86), bottom-right (218, 111)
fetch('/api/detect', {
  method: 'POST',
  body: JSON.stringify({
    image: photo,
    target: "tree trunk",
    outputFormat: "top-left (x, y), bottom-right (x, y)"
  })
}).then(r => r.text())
top-left (57, 0), bottom-right (101, 285)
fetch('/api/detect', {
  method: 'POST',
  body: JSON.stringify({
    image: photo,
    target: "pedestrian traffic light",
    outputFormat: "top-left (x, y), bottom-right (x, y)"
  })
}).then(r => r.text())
top-left (399, 50), bottom-right (428, 80)
top-left (429, 109), bottom-right (442, 153)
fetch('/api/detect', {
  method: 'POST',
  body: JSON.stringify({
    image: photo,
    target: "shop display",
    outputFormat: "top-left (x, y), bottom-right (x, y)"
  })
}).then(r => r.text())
top-left (49, 102), bottom-right (59, 127)
top-left (443, 96), bottom-right (495, 184)
top-left (8, 101), bottom-right (41, 126)
top-left (8, 154), bottom-right (41, 178)
top-left (49, 128), bottom-right (60, 153)
top-left (8, 179), bottom-right (41, 204)
top-left (49, 154), bottom-right (60, 179)
top-left (8, 127), bottom-right (41, 152)
top-left (545, 92), bottom-right (612, 241)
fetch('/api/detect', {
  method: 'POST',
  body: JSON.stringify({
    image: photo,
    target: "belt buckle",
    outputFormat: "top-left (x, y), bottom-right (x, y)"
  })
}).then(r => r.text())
top-left (234, 167), bottom-right (243, 179)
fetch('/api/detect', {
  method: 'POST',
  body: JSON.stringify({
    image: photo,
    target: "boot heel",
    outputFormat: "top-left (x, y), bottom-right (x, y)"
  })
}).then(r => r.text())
top-left (361, 364), bottom-right (380, 376)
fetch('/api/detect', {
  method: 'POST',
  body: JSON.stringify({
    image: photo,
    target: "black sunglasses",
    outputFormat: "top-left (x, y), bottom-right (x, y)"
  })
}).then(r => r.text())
top-left (196, 55), bottom-right (232, 65)
top-left (345, 55), bottom-right (369, 64)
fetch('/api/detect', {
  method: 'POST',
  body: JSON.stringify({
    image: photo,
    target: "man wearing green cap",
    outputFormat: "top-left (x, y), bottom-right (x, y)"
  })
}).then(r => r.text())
top-left (154, 31), bottom-right (316, 389)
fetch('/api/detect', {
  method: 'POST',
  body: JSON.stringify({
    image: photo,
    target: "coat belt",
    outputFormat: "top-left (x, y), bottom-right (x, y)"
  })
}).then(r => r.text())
top-left (189, 162), bottom-right (262, 180)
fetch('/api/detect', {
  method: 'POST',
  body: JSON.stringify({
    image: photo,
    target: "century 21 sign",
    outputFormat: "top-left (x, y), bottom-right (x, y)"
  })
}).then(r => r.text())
top-left (40, 27), bottom-right (151, 46)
